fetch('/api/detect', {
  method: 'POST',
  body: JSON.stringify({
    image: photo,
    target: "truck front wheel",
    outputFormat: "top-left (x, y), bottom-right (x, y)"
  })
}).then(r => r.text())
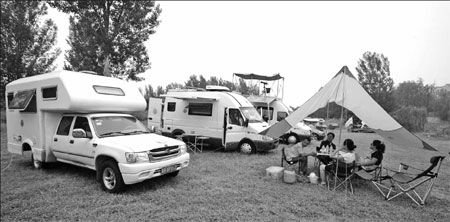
top-left (99, 160), bottom-right (125, 193)
top-left (239, 140), bottom-right (256, 154)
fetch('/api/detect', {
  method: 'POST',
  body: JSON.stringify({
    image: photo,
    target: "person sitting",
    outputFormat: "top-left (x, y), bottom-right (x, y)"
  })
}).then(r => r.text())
top-left (282, 136), bottom-right (315, 176)
top-left (357, 140), bottom-right (385, 172)
top-left (315, 132), bottom-right (336, 165)
top-left (319, 139), bottom-right (359, 185)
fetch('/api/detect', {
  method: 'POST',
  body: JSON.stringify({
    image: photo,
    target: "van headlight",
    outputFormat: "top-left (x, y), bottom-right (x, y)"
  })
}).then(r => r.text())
top-left (261, 135), bottom-right (273, 141)
top-left (125, 152), bottom-right (149, 163)
top-left (179, 144), bottom-right (187, 153)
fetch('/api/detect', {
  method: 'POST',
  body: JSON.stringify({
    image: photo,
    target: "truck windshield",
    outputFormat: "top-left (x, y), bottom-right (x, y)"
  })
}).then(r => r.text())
top-left (240, 107), bottom-right (263, 123)
top-left (92, 116), bottom-right (150, 138)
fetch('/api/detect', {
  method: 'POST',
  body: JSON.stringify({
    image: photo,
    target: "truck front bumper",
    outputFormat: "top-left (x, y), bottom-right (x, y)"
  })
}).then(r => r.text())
top-left (118, 153), bottom-right (190, 185)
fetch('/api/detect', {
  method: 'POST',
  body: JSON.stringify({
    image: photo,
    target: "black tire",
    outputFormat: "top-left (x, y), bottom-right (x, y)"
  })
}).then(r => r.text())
top-left (31, 154), bottom-right (44, 169)
top-left (239, 140), bottom-right (256, 154)
top-left (166, 170), bottom-right (179, 177)
top-left (99, 160), bottom-right (125, 193)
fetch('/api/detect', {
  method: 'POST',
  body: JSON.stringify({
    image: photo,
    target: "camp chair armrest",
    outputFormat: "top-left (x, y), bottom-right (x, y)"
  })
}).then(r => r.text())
top-left (399, 163), bottom-right (425, 172)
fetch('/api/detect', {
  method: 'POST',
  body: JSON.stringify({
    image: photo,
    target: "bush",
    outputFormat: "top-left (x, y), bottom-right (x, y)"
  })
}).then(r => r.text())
top-left (392, 106), bottom-right (427, 132)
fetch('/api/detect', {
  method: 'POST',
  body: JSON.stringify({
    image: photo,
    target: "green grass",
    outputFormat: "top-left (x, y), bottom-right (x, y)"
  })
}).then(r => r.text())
top-left (1, 123), bottom-right (449, 221)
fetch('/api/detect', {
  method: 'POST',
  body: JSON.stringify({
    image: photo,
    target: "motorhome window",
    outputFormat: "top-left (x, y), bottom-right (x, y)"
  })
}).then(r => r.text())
top-left (93, 85), bottom-right (125, 96)
top-left (7, 92), bottom-right (14, 107)
top-left (229, 109), bottom-right (244, 126)
top-left (257, 106), bottom-right (274, 120)
top-left (74, 117), bottom-right (92, 136)
top-left (42, 86), bottom-right (57, 100)
top-left (188, 103), bottom-right (213, 116)
top-left (57, 116), bottom-right (74, 136)
top-left (8, 89), bottom-right (36, 110)
top-left (277, 111), bottom-right (288, 121)
top-left (167, 102), bottom-right (176, 112)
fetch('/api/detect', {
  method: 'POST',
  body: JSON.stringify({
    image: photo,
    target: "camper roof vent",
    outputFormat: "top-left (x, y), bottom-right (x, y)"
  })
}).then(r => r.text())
top-left (206, 85), bottom-right (230, 92)
top-left (79, 70), bottom-right (97, 75)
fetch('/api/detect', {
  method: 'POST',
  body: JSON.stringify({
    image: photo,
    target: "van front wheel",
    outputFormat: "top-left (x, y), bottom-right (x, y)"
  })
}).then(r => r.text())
top-left (99, 160), bottom-right (125, 193)
top-left (239, 141), bottom-right (255, 154)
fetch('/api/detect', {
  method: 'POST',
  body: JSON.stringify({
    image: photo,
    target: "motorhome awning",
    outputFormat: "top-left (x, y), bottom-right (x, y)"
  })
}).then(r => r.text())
top-left (234, 73), bottom-right (283, 81)
top-left (247, 95), bottom-right (277, 104)
top-left (162, 95), bottom-right (218, 102)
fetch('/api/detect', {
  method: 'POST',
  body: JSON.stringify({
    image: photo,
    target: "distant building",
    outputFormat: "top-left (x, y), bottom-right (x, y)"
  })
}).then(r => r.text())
top-left (435, 84), bottom-right (450, 94)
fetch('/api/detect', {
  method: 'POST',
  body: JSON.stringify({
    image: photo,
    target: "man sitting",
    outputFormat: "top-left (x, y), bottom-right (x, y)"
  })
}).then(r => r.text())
top-left (316, 132), bottom-right (336, 165)
top-left (283, 136), bottom-right (315, 176)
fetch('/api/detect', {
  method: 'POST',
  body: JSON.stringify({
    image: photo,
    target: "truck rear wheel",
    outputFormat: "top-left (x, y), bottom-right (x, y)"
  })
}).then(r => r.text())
top-left (99, 160), bottom-right (125, 193)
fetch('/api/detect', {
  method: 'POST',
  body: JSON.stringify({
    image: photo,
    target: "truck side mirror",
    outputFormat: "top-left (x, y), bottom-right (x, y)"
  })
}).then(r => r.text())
top-left (73, 128), bottom-right (91, 139)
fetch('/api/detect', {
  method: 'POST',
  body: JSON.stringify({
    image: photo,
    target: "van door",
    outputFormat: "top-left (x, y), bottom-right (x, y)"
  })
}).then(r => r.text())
top-left (148, 97), bottom-right (163, 131)
top-left (225, 108), bottom-right (247, 146)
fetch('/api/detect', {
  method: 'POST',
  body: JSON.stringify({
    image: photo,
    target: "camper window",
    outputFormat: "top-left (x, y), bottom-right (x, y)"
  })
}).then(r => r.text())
top-left (277, 111), bottom-right (288, 121)
top-left (257, 106), bottom-right (274, 120)
top-left (93, 85), bottom-right (125, 96)
top-left (7, 92), bottom-right (14, 106)
top-left (167, 102), bottom-right (176, 112)
top-left (188, 103), bottom-right (213, 116)
top-left (8, 89), bottom-right (36, 111)
top-left (42, 86), bottom-right (57, 100)
top-left (57, 116), bottom-right (74, 136)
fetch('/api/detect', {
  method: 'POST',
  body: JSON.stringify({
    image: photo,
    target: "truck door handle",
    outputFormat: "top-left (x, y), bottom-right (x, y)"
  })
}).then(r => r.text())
top-left (69, 140), bottom-right (74, 144)
top-left (227, 126), bottom-right (232, 129)
top-left (54, 138), bottom-right (58, 142)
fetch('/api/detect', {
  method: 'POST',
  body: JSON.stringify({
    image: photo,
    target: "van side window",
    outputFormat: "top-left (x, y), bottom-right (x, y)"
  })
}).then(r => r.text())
top-left (167, 102), bottom-right (176, 112)
top-left (229, 109), bottom-right (244, 126)
top-left (73, 117), bottom-right (92, 137)
top-left (277, 111), bottom-right (288, 121)
top-left (188, 103), bottom-right (213, 116)
top-left (42, 86), bottom-right (57, 100)
top-left (57, 116), bottom-right (74, 136)
top-left (8, 89), bottom-right (36, 112)
top-left (7, 92), bottom-right (14, 107)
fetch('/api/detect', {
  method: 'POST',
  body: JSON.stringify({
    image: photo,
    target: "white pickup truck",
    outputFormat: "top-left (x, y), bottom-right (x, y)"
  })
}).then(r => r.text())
top-left (6, 71), bottom-right (190, 193)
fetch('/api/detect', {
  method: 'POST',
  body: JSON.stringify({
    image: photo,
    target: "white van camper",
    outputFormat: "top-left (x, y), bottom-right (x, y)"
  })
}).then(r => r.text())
top-left (247, 95), bottom-right (317, 142)
top-left (147, 86), bottom-right (276, 154)
top-left (5, 70), bottom-right (190, 193)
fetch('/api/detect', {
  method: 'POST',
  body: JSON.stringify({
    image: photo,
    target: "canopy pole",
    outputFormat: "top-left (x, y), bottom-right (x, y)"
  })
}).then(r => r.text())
top-left (338, 72), bottom-right (346, 146)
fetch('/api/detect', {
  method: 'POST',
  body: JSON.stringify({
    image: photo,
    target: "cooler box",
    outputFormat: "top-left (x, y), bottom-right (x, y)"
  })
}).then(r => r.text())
top-left (265, 166), bottom-right (284, 180)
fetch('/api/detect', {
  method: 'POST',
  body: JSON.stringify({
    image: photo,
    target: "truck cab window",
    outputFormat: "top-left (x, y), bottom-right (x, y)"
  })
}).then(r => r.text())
top-left (229, 109), bottom-right (244, 126)
top-left (73, 117), bottom-right (92, 137)
top-left (57, 116), bottom-right (74, 136)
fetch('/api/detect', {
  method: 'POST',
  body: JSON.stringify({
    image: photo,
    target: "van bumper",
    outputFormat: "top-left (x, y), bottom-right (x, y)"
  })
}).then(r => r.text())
top-left (118, 153), bottom-right (190, 185)
top-left (255, 140), bottom-right (276, 152)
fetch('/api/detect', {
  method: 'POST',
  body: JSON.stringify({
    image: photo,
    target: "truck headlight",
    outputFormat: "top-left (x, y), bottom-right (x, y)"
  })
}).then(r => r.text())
top-left (125, 152), bottom-right (149, 163)
top-left (179, 144), bottom-right (187, 153)
top-left (261, 135), bottom-right (273, 141)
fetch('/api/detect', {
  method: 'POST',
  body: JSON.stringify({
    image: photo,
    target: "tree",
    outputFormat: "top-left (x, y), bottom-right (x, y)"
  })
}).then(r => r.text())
top-left (394, 79), bottom-right (435, 111)
top-left (393, 106), bottom-right (427, 132)
top-left (1, 1), bottom-right (61, 102)
top-left (356, 51), bottom-right (395, 112)
top-left (49, 0), bottom-right (161, 81)
top-left (433, 90), bottom-right (450, 121)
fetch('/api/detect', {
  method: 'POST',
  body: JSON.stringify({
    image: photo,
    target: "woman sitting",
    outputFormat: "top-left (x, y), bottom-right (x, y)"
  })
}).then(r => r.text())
top-left (357, 140), bottom-right (385, 172)
top-left (319, 139), bottom-right (358, 185)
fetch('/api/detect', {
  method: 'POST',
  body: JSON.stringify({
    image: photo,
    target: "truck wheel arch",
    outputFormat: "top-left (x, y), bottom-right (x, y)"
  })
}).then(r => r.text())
top-left (171, 129), bottom-right (185, 138)
top-left (95, 155), bottom-right (118, 181)
top-left (22, 143), bottom-right (32, 152)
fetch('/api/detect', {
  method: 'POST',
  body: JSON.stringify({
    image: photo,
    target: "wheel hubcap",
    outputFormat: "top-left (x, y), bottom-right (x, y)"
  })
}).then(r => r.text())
top-left (240, 143), bottom-right (252, 154)
top-left (103, 168), bottom-right (116, 190)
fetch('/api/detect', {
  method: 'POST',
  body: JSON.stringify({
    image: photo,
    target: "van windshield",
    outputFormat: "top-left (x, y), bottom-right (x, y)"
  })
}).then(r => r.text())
top-left (240, 107), bottom-right (263, 123)
top-left (92, 116), bottom-right (150, 138)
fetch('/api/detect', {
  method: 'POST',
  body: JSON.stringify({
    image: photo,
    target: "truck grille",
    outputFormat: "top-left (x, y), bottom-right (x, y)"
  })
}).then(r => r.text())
top-left (148, 145), bottom-right (180, 161)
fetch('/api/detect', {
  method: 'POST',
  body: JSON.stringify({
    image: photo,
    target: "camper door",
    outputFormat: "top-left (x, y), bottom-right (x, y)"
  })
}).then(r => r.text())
top-left (148, 97), bottom-right (163, 131)
top-left (225, 108), bottom-right (247, 145)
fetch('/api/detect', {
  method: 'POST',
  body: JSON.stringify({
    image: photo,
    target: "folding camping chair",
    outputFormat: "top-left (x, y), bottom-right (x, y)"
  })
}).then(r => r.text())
top-left (325, 160), bottom-right (357, 194)
top-left (281, 147), bottom-right (302, 174)
top-left (373, 156), bottom-right (445, 206)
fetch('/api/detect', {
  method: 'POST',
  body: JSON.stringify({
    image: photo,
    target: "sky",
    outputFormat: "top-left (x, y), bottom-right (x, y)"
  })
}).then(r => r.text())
top-left (48, 1), bottom-right (450, 107)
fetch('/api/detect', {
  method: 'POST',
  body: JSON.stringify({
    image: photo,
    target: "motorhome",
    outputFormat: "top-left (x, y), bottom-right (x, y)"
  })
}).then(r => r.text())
top-left (233, 73), bottom-right (324, 142)
top-left (147, 86), bottom-right (276, 154)
top-left (5, 70), bottom-right (190, 193)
